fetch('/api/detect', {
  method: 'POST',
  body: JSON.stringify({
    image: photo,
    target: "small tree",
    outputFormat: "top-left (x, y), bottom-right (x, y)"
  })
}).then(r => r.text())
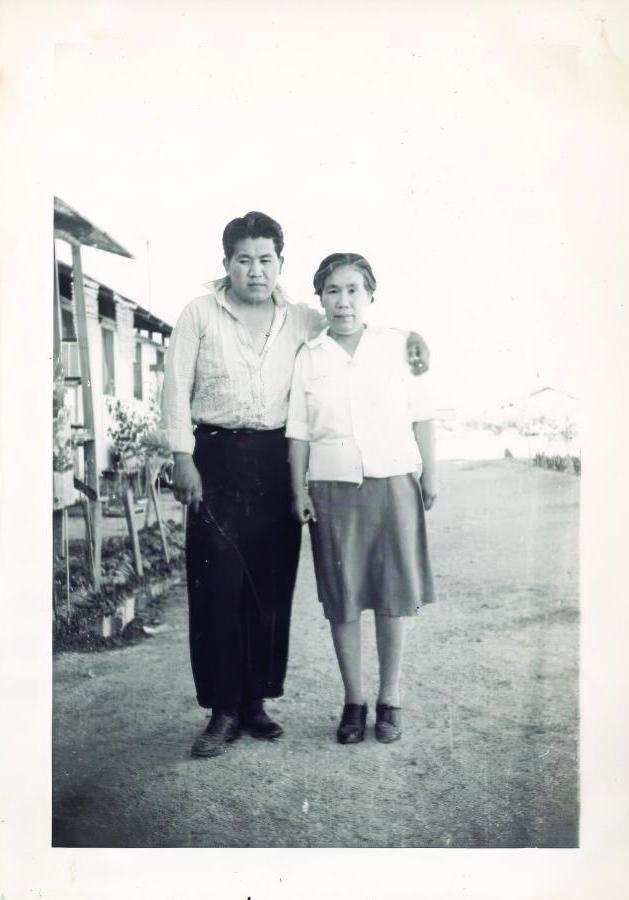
top-left (106, 397), bottom-right (163, 472)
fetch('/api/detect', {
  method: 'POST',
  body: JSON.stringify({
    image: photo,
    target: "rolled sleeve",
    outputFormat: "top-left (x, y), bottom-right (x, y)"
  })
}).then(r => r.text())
top-left (160, 303), bottom-right (202, 454)
top-left (285, 349), bottom-right (310, 441)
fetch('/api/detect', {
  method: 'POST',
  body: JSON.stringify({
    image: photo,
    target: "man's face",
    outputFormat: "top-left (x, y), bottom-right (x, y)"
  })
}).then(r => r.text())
top-left (224, 237), bottom-right (283, 304)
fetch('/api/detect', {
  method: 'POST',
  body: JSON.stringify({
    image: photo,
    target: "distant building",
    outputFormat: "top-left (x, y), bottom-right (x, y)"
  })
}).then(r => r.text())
top-left (516, 386), bottom-right (579, 435)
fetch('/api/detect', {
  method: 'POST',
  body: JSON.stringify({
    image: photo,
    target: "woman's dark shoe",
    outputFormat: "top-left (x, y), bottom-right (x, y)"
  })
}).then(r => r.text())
top-left (375, 704), bottom-right (402, 743)
top-left (336, 703), bottom-right (367, 744)
top-left (191, 710), bottom-right (240, 758)
top-left (240, 705), bottom-right (284, 740)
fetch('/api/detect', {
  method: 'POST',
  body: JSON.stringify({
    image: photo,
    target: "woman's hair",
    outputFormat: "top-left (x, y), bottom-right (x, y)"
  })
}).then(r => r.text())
top-left (222, 211), bottom-right (284, 261)
top-left (313, 252), bottom-right (377, 298)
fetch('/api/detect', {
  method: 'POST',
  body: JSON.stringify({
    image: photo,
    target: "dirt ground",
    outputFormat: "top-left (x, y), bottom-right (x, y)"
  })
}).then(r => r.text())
top-left (52, 459), bottom-right (579, 848)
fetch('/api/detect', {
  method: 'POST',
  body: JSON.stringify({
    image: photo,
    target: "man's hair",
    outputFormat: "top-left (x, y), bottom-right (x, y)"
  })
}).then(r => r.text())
top-left (313, 252), bottom-right (377, 298)
top-left (222, 211), bottom-right (284, 261)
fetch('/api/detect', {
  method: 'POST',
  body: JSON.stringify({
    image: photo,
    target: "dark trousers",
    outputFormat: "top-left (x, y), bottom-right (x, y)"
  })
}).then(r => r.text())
top-left (186, 426), bottom-right (302, 711)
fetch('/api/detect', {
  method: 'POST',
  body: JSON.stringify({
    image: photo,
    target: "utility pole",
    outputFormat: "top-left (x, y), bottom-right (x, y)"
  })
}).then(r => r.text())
top-left (145, 238), bottom-right (152, 313)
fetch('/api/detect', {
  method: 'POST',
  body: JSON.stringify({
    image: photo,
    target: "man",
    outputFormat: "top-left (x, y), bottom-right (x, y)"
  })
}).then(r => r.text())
top-left (161, 211), bottom-right (430, 758)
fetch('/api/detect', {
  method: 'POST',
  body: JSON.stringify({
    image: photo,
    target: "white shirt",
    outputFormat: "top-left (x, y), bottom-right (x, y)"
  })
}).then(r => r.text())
top-left (161, 279), bottom-right (325, 453)
top-left (286, 327), bottom-right (434, 484)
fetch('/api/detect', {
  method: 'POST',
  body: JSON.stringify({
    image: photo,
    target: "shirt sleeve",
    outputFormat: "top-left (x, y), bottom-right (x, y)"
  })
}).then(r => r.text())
top-left (407, 370), bottom-right (435, 422)
top-left (160, 300), bottom-right (203, 454)
top-left (285, 348), bottom-right (310, 441)
top-left (303, 305), bottom-right (327, 341)
top-left (381, 327), bottom-right (434, 422)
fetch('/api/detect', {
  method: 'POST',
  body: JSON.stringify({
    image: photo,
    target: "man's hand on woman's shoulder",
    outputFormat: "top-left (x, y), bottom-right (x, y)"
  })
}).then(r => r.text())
top-left (406, 332), bottom-right (430, 375)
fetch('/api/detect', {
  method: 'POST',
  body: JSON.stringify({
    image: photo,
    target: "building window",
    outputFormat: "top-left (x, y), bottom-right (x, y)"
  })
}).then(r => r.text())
top-left (134, 341), bottom-right (143, 400)
top-left (97, 286), bottom-right (117, 322)
top-left (61, 342), bottom-right (80, 378)
top-left (102, 328), bottom-right (116, 396)
top-left (61, 307), bottom-right (76, 341)
top-left (66, 383), bottom-right (83, 426)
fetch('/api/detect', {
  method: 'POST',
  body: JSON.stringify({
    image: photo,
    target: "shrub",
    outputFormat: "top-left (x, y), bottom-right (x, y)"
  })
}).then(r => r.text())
top-left (533, 451), bottom-right (581, 476)
top-left (106, 397), bottom-right (169, 472)
top-left (53, 520), bottom-right (186, 648)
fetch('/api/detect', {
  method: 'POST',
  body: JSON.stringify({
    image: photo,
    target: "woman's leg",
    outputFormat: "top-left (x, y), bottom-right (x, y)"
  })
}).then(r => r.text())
top-left (329, 618), bottom-right (364, 705)
top-left (375, 614), bottom-right (405, 707)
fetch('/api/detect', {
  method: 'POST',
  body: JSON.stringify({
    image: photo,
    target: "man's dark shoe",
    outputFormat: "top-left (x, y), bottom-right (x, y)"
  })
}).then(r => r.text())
top-left (191, 710), bottom-right (240, 758)
top-left (240, 705), bottom-right (284, 740)
top-left (336, 703), bottom-right (367, 744)
top-left (375, 704), bottom-right (402, 743)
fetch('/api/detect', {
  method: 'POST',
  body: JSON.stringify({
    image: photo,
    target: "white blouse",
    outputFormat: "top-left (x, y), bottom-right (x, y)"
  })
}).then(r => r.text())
top-left (286, 327), bottom-right (434, 484)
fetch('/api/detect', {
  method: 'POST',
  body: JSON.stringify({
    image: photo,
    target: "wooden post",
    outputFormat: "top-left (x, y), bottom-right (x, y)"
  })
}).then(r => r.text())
top-left (53, 246), bottom-right (66, 563)
top-left (91, 500), bottom-right (103, 590)
top-left (53, 510), bottom-right (64, 558)
top-left (124, 485), bottom-right (144, 577)
top-left (71, 243), bottom-right (97, 489)
top-left (148, 466), bottom-right (170, 565)
top-left (64, 508), bottom-right (71, 617)
top-left (82, 499), bottom-right (95, 576)
top-left (144, 458), bottom-right (153, 529)
top-left (53, 243), bottom-right (63, 379)
top-left (70, 241), bottom-right (103, 587)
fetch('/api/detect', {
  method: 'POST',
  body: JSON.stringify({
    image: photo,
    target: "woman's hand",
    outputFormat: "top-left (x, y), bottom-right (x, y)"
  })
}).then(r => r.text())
top-left (173, 453), bottom-right (203, 512)
top-left (420, 474), bottom-right (438, 511)
top-left (406, 332), bottom-right (430, 375)
top-left (292, 490), bottom-right (317, 524)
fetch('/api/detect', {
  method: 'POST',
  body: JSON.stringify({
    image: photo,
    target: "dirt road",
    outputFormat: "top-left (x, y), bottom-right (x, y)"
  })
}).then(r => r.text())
top-left (52, 459), bottom-right (579, 848)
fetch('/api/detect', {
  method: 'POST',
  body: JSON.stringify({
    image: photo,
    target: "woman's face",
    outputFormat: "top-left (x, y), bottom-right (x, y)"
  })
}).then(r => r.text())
top-left (320, 265), bottom-right (372, 337)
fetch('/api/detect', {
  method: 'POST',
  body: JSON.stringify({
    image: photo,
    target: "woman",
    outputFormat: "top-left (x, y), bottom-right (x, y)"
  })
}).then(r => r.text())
top-left (286, 253), bottom-right (437, 744)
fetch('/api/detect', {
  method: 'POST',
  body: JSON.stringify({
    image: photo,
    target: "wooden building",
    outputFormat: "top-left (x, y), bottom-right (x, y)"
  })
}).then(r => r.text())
top-left (53, 198), bottom-right (172, 588)
top-left (57, 259), bottom-right (172, 488)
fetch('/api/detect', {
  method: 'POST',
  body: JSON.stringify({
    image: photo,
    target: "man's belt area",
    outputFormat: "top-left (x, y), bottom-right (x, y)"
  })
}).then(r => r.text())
top-left (194, 423), bottom-right (286, 437)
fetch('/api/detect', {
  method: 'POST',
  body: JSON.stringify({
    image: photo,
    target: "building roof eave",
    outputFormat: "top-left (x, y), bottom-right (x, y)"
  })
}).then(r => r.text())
top-left (54, 197), bottom-right (134, 258)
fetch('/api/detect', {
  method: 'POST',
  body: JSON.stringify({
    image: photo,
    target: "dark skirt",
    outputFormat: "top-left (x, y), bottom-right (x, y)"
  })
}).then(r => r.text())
top-left (308, 473), bottom-right (435, 624)
top-left (186, 425), bottom-right (302, 710)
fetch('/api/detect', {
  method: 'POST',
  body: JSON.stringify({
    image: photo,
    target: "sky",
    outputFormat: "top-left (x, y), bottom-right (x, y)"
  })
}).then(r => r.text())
top-left (52, 1), bottom-right (629, 411)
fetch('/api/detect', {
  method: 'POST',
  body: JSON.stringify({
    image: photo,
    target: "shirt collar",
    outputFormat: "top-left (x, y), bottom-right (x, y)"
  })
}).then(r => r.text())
top-left (202, 277), bottom-right (290, 310)
top-left (306, 324), bottom-right (371, 350)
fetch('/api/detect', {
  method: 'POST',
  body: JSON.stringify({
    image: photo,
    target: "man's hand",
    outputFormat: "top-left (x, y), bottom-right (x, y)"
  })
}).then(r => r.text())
top-left (420, 473), bottom-right (438, 511)
top-left (292, 490), bottom-right (317, 524)
top-left (406, 332), bottom-right (430, 375)
top-left (173, 453), bottom-right (203, 512)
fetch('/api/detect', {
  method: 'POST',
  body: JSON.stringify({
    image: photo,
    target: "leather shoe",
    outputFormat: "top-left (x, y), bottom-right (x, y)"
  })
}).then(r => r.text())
top-left (337, 703), bottom-right (367, 744)
top-left (191, 710), bottom-right (240, 758)
top-left (375, 704), bottom-right (402, 743)
top-left (240, 706), bottom-right (284, 740)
